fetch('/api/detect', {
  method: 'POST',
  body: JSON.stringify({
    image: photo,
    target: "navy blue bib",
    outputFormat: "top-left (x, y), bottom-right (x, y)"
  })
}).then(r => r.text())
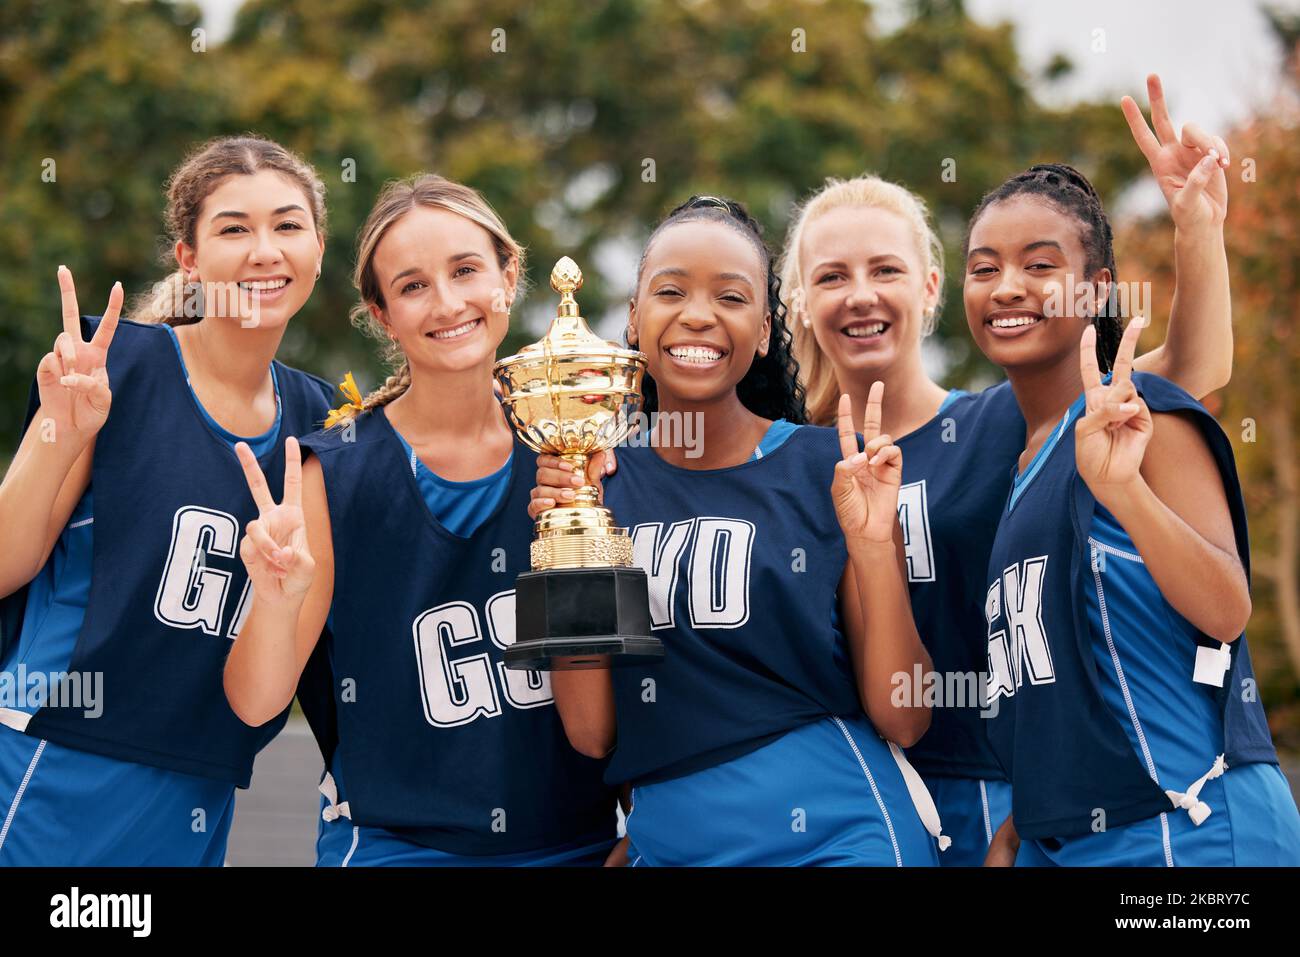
top-left (297, 408), bottom-right (618, 855)
top-left (602, 426), bottom-right (861, 787)
top-left (898, 383), bottom-right (1023, 781)
top-left (1, 318), bottom-right (333, 786)
top-left (984, 372), bottom-right (1276, 839)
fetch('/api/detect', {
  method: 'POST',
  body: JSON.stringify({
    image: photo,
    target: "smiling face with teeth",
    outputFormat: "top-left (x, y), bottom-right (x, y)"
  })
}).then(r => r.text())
top-left (628, 220), bottom-right (770, 408)
top-left (797, 205), bottom-right (939, 382)
top-left (177, 169), bottom-right (324, 329)
top-left (964, 195), bottom-right (1110, 373)
top-left (368, 206), bottom-right (517, 377)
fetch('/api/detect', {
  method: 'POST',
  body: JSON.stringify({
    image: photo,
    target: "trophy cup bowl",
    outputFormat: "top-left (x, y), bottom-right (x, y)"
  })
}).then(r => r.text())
top-left (493, 256), bottom-right (663, 671)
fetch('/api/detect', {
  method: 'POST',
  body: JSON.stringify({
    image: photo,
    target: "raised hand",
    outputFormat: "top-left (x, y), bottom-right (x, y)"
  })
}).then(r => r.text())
top-left (1121, 73), bottom-right (1228, 231)
top-left (831, 383), bottom-right (902, 545)
top-left (235, 437), bottom-right (315, 604)
top-left (1076, 318), bottom-right (1153, 498)
top-left (35, 266), bottom-right (122, 443)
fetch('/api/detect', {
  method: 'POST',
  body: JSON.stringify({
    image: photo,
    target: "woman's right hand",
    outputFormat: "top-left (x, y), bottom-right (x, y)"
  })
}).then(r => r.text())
top-left (528, 448), bottom-right (616, 520)
top-left (35, 266), bottom-right (122, 444)
top-left (235, 437), bottom-right (315, 605)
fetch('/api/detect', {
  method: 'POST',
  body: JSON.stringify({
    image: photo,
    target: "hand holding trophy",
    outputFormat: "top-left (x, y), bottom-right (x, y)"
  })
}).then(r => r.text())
top-left (494, 257), bottom-right (661, 671)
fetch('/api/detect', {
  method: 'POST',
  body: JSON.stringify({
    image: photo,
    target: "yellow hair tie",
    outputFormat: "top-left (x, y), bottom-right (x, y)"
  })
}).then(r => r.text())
top-left (324, 371), bottom-right (364, 428)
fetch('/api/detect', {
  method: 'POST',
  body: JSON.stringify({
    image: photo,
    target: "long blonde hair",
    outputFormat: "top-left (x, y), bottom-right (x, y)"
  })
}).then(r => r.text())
top-left (130, 136), bottom-right (327, 325)
top-left (776, 174), bottom-right (945, 425)
top-left (343, 173), bottom-right (526, 417)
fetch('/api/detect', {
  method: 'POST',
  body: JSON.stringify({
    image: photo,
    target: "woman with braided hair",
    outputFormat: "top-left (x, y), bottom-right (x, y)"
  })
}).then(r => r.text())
top-left (223, 174), bottom-right (621, 866)
top-left (775, 75), bottom-right (1242, 865)
top-left (966, 146), bottom-right (1300, 866)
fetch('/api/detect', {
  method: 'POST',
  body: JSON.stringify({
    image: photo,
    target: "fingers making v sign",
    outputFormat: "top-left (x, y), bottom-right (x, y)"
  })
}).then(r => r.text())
top-left (1076, 317), bottom-right (1153, 498)
top-left (1121, 73), bottom-right (1229, 231)
top-left (235, 436), bottom-right (316, 604)
top-left (831, 381), bottom-right (903, 546)
top-left (36, 266), bottom-right (123, 442)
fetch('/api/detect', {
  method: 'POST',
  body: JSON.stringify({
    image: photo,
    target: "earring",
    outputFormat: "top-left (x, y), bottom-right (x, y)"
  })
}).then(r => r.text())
top-left (801, 317), bottom-right (812, 329)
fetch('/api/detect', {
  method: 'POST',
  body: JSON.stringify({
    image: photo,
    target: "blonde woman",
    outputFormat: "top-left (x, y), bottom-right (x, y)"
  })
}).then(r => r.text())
top-left (224, 174), bottom-right (620, 866)
top-left (777, 75), bottom-right (1236, 864)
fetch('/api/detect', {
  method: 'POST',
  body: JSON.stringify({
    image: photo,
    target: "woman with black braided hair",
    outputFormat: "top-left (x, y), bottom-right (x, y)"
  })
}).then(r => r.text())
top-left (965, 160), bottom-right (1300, 863)
top-left (777, 74), bottom-right (1241, 866)
top-left (530, 196), bottom-right (946, 865)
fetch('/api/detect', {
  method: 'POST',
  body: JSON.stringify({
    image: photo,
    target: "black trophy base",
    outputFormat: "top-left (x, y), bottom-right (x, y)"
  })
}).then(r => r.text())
top-left (506, 565), bottom-right (663, 671)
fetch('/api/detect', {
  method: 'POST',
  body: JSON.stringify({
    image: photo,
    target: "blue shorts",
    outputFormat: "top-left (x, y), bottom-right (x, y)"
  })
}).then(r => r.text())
top-left (315, 796), bottom-right (616, 866)
top-left (1016, 762), bottom-right (1300, 866)
top-left (625, 713), bottom-right (940, 866)
top-left (0, 724), bottom-right (235, 866)
top-left (923, 774), bottom-right (1012, 867)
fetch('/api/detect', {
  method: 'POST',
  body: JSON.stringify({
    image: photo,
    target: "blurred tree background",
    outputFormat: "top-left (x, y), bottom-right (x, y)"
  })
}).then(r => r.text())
top-left (1119, 5), bottom-right (1300, 749)
top-left (1, 0), bottom-right (1296, 744)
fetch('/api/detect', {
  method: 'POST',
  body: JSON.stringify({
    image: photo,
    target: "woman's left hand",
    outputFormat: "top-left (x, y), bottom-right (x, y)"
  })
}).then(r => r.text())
top-left (1122, 73), bottom-right (1228, 232)
top-left (831, 382), bottom-right (902, 546)
top-left (1076, 317), bottom-right (1153, 499)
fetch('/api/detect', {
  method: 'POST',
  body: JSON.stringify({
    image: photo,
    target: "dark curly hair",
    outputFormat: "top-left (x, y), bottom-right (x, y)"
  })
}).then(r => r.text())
top-left (964, 163), bottom-right (1124, 372)
top-left (631, 195), bottom-right (808, 424)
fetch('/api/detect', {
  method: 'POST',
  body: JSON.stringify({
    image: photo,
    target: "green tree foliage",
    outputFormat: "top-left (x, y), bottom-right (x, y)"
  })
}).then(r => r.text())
top-left (2, 0), bottom-right (1146, 453)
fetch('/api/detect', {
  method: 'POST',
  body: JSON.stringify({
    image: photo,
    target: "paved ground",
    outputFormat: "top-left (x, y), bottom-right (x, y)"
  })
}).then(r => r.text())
top-left (225, 721), bottom-right (321, 867)
top-left (225, 718), bottom-right (1300, 866)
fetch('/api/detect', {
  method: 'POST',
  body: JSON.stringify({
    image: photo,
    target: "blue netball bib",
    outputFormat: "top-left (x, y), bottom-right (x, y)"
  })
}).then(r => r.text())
top-left (897, 382), bottom-right (1024, 780)
top-left (0, 318), bottom-right (334, 786)
top-left (983, 372), bottom-right (1276, 840)
top-left (297, 408), bottom-right (618, 855)
top-left (602, 426), bottom-right (862, 787)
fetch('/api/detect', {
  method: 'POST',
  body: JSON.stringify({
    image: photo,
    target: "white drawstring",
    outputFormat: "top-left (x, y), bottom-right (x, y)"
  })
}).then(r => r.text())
top-left (0, 708), bottom-right (31, 734)
top-left (318, 771), bottom-right (352, 823)
top-left (887, 740), bottom-right (951, 851)
top-left (1165, 754), bottom-right (1227, 826)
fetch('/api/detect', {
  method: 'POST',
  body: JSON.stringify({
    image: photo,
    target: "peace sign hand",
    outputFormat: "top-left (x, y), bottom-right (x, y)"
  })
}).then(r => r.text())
top-left (1076, 318), bottom-right (1153, 500)
top-left (831, 383), bottom-right (903, 546)
top-left (235, 436), bottom-right (315, 605)
top-left (1121, 73), bottom-right (1228, 231)
top-left (35, 266), bottom-right (122, 444)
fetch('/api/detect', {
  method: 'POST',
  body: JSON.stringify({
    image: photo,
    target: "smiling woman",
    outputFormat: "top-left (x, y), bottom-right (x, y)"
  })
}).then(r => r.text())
top-left (0, 135), bottom-right (336, 866)
top-left (131, 138), bottom-right (327, 329)
top-left (965, 158), bottom-right (1300, 867)
top-left (222, 173), bottom-right (624, 868)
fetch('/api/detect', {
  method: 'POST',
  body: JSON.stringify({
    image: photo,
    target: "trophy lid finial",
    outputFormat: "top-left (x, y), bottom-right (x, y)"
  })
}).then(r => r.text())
top-left (551, 257), bottom-right (583, 319)
top-left (551, 256), bottom-right (582, 293)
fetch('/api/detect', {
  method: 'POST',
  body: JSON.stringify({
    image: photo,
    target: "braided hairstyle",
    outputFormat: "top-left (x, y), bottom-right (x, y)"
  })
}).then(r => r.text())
top-left (632, 195), bottom-right (808, 424)
top-left (964, 163), bottom-right (1124, 372)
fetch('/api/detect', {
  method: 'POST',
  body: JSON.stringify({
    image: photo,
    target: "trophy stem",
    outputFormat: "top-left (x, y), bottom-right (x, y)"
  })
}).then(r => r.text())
top-left (559, 450), bottom-right (602, 509)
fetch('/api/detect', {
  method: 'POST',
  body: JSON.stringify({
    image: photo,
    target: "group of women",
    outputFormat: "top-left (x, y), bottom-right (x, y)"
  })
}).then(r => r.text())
top-left (1, 74), bottom-right (1297, 866)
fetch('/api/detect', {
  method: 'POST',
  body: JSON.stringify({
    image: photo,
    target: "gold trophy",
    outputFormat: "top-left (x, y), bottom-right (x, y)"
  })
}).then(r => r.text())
top-left (494, 257), bottom-right (662, 671)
